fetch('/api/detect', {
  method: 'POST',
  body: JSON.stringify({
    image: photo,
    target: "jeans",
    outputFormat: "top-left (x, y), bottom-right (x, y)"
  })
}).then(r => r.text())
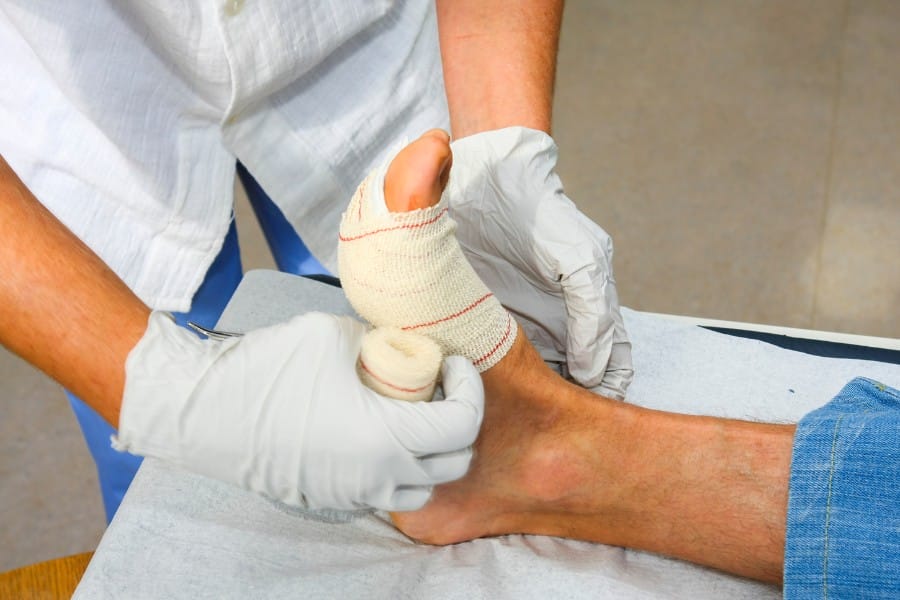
top-left (68, 165), bottom-right (328, 522)
top-left (785, 377), bottom-right (900, 598)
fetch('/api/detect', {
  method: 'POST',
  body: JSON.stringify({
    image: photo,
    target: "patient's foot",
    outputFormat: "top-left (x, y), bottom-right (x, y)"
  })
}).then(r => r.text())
top-left (373, 130), bottom-right (630, 542)
top-left (377, 132), bottom-right (793, 585)
top-left (391, 340), bottom-right (793, 585)
top-left (390, 336), bottom-right (630, 545)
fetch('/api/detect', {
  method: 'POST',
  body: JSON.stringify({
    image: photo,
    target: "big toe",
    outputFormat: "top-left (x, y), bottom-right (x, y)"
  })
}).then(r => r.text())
top-left (384, 129), bottom-right (452, 212)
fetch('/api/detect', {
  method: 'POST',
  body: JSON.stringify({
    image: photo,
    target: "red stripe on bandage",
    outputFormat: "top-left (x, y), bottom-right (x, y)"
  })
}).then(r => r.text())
top-left (339, 208), bottom-right (449, 242)
top-left (359, 359), bottom-right (434, 394)
top-left (401, 293), bottom-right (493, 331)
top-left (474, 315), bottom-right (513, 366)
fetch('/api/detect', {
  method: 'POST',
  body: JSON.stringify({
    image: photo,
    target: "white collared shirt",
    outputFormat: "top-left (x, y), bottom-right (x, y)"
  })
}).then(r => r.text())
top-left (0, 1), bottom-right (448, 311)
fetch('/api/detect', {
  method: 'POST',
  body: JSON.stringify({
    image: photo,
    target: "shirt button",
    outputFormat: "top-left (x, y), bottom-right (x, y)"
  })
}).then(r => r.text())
top-left (224, 0), bottom-right (245, 17)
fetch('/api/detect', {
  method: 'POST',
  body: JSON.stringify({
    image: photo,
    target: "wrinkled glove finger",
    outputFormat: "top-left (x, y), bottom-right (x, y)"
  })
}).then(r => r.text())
top-left (593, 309), bottom-right (634, 400)
top-left (560, 265), bottom-right (616, 389)
top-left (417, 447), bottom-right (473, 484)
top-left (356, 460), bottom-right (436, 511)
top-left (385, 486), bottom-right (434, 512)
top-left (383, 356), bottom-right (484, 455)
top-left (360, 478), bottom-right (431, 512)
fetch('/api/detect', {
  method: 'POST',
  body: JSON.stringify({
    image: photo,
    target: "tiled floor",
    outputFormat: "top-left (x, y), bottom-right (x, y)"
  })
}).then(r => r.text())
top-left (2, 0), bottom-right (898, 574)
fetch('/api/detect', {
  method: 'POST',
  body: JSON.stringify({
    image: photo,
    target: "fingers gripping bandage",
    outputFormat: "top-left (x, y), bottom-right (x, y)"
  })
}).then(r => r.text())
top-left (338, 164), bottom-right (516, 399)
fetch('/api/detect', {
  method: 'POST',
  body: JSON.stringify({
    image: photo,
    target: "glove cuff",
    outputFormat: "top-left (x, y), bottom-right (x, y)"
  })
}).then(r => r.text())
top-left (113, 311), bottom-right (218, 460)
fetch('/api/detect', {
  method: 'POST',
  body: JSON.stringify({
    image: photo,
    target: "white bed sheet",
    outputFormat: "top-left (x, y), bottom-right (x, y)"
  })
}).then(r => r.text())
top-left (74, 271), bottom-right (900, 599)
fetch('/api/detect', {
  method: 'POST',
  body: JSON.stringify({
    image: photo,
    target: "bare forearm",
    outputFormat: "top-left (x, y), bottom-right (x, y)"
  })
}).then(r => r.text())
top-left (436, 0), bottom-right (563, 138)
top-left (0, 156), bottom-right (149, 426)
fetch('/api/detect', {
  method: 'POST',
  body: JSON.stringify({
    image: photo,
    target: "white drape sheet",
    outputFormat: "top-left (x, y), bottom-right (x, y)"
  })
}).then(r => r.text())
top-left (74, 271), bottom-right (900, 599)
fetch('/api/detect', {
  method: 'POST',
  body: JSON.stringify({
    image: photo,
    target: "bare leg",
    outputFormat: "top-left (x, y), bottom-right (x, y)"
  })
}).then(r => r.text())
top-left (382, 131), bottom-right (794, 584)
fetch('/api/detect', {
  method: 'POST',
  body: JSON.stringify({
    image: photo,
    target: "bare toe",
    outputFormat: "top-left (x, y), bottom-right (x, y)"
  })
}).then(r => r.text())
top-left (384, 129), bottom-right (452, 212)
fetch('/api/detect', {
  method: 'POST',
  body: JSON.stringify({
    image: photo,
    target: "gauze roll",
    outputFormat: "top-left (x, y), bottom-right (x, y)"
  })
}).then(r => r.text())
top-left (338, 164), bottom-right (516, 373)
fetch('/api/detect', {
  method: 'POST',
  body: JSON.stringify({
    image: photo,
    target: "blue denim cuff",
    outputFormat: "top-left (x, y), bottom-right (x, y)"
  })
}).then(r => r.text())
top-left (785, 377), bottom-right (900, 599)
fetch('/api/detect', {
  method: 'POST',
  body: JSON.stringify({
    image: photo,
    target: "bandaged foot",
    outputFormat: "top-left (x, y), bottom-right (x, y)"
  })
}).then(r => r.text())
top-left (339, 130), bottom-right (517, 399)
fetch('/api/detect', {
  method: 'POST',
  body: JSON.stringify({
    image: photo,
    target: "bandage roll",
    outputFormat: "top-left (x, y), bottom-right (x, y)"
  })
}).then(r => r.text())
top-left (357, 327), bottom-right (443, 402)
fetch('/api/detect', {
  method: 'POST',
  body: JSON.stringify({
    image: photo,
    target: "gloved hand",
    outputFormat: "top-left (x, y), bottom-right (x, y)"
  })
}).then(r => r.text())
top-left (113, 311), bottom-right (484, 511)
top-left (446, 127), bottom-right (633, 399)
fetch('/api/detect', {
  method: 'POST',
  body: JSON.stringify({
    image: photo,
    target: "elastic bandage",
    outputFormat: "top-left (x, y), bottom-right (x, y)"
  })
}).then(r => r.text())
top-left (357, 327), bottom-right (442, 402)
top-left (339, 164), bottom-right (516, 386)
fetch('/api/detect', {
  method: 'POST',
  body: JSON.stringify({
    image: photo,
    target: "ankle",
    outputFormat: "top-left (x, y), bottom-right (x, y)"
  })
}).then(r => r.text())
top-left (516, 380), bottom-right (636, 514)
top-left (481, 327), bottom-right (554, 399)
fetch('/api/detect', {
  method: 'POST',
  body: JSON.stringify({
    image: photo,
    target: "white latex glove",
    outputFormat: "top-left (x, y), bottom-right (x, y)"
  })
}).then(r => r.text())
top-left (447, 127), bottom-right (633, 399)
top-left (113, 311), bottom-right (484, 511)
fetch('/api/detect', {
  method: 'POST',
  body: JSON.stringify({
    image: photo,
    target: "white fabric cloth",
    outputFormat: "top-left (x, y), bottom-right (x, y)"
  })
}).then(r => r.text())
top-left (0, 0), bottom-right (448, 311)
